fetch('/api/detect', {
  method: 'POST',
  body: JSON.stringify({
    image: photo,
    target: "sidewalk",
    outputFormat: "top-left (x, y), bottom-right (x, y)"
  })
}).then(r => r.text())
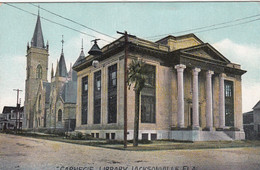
top-left (2, 131), bottom-right (260, 151)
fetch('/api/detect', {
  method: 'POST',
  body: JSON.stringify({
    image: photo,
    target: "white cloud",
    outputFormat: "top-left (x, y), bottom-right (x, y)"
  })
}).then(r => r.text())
top-left (242, 83), bottom-right (260, 112)
top-left (213, 39), bottom-right (260, 71)
top-left (213, 39), bottom-right (260, 113)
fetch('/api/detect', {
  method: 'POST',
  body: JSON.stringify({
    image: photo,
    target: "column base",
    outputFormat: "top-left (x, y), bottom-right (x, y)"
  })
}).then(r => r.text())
top-left (203, 127), bottom-right (214, 131)
top-left (177, 125), bottom-right (185, 129)
top-left (192, 126), bottom-right (200, 130)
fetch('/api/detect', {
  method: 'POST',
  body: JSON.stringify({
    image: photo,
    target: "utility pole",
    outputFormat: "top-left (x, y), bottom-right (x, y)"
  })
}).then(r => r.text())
top-left (13, 89), bottom-right (22, 134)
top-left (117, 31), bottom-right (134, 148)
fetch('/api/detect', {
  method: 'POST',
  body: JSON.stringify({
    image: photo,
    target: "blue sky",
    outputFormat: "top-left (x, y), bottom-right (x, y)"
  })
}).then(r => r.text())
top-left (0, 2), bottom-right (260, 113)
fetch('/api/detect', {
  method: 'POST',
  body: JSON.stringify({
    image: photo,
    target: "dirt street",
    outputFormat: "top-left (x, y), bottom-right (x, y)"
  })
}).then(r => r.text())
top-left (0, 133), bottom-right (260, 170)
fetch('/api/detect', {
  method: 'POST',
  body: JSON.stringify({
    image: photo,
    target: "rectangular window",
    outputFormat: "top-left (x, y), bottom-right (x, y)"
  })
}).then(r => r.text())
top-left (151, 133), bottom-right (157, 140)
top-left (111, 133), bottom-right (116, 140)
top-left (225, 80), bottom-right (234, 126)
top-left (108, 64), bottom-right (117, 123)
top-left (94, 71), bottom-right (101, 124)
top-left (106, 133), bottom-right (110, 139)
top-left (142, 133), bottom-right (149, 140)
top-left (141, 64), bottom-right (156, 123)
top-left (81, 76), bottom-right (88, 125)
top-left (96, 133), bottom-right (99, 138)
top-left (91, 133), bottom-right (94, 137)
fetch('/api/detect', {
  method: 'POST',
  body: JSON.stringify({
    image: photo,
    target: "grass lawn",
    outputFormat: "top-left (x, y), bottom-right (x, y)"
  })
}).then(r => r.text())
top-left (2, 131), bottom-right (260, 151)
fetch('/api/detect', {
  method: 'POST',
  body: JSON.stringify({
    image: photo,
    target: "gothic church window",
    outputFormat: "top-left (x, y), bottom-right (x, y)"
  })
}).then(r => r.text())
top-left (108, 64), bottom-right (117, 123)
top-left (38, 95), bottom-right (41, 112)
top-left (94, 70), bottom-right (101, 124)
top-left (141, 64), bottom-right (156, 123)
top-left (225, 80), bottom-right (234, 126)
top-left (58, 109), bottom-right (62, 122)
top-left (81, 76), bottom-right (88, 125)
top-left (36, 65), bottom-right (42, 79)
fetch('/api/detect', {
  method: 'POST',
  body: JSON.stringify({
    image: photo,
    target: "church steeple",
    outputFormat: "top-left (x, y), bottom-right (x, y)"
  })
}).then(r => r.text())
top-left (31, 10), bottom-right (45, 48)
top-left (51, 63), bottom-right (54, 78)
top-left (73, 39), bottom-right (86, 68)
top-left (55, 35), bottom-right (68, 78)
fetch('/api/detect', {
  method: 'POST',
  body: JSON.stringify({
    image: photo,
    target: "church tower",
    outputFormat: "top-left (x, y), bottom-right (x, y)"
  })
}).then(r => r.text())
top-left (24, 12), bottom-right (49, 128)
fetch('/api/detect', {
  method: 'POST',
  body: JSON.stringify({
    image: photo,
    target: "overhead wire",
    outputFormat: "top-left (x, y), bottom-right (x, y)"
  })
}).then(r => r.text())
top-left (146, 13), bottom-right (260, 40)
top-left (30, 3), bottom-right (117, 40)
top-left (4, 3), bottom-right (112, 43)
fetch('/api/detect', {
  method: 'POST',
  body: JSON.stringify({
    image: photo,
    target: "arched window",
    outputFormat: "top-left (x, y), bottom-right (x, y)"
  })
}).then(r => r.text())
top-left (38, 95), bottom-right (41, 112)
top-left (36, 65), bottom-right (42, 79)
top-left (58, 109), bottom-right (62, 122)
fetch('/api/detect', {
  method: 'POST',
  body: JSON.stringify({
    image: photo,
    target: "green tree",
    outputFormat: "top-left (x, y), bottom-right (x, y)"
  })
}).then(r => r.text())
top-left (127, 59), bottom-right (150, 147)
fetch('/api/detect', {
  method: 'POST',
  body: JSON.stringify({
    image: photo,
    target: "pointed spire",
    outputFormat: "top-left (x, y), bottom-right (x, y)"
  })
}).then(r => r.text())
top-left (46, 40), bottom-right (49, 51)
top-left (51, 63), bottom-right (54, 78)
top-left (81, 39), bottom-right (84, 51)
top-left (31, 9), bottom-right (45, 48)
top-left (57, 35), bottom-right (68, 77)
top-left (55, 59), bottom-right (59, 77)
top-left (73, 39), bottom-right (86, 68)
top-left (61, 35), bottom-right (64, 55)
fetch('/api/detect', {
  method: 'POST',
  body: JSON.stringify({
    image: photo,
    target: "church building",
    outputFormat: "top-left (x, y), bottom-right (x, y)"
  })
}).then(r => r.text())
top-left (24, 13), bottom-right (78, 131)
top-left (73, 34), bottom-right (246, 141)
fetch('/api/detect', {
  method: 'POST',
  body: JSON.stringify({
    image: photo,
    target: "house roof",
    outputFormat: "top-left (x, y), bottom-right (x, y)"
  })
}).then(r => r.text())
top-left (253, 100), bottom-right (260, 110)
top-left (31, 13), bottom-right (45, 48)
top-left (243, 111), bottom-right (253, 115)
top-left (2, 106), bottom-right (24, 113)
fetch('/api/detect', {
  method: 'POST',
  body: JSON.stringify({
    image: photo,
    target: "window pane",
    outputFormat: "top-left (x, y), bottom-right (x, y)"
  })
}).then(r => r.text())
top-left (82, 76), bottom-right (88, 124)
top-left (94, 71), bottom-right (101, 124)
top-left (141, 64), bottom-right (156, 123)
top-left (225, 80), bottom-right (234, 126)
top-left (108, 64), bottom-right (117, 123)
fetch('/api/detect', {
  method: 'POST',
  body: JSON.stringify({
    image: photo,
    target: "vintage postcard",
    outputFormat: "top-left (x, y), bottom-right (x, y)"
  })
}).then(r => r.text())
top-left (0, 1), bottom-right (260, 170)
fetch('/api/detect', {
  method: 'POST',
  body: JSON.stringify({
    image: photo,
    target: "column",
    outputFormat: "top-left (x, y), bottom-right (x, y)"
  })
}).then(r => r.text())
top-left (206, 70), bottom-right (214, 130)
top-left (175, 64), bottom-right (186, 128)
top-left (219, 73), bottom-right (225, 129)
top-left (192, 68), bottom-right (201, 130)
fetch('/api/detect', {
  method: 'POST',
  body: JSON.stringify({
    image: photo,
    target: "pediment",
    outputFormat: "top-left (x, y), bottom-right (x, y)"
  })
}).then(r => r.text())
top-left (180, 43), bottom-right (230, 63)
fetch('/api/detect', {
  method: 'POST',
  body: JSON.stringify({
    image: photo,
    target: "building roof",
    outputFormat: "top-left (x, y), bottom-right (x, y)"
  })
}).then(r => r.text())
top-left (43, 82), bottom-right (51, 103)
top-left (253, 100), bottom-right (260, 110)
top-left (60, 81), bottom-right (77, 104)
top-left (2, 106), bottom-right (24, 113)
top-left (155, 33), bottom-right (204, 44)
top-left (73, 34), bottom-right (246, 76)
top-left (243, 111), bottom-right (253, 115)
top-left (73, 49), bottom-right (86, 68)
top-left (88, 41), bottom-right (102, 56)
top-left (31, 13), bottom-right (45, 48)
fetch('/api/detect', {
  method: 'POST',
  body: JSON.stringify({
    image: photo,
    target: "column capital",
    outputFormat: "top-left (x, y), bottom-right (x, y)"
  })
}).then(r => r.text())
top-left (206, 70), bottom-right (214, 76)
top-left (219, 73), bottom-right (226, 78)
top-left (175, 64), bottom-right (186, 71)
top-left (192, 67), bottom-right (201, 75)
